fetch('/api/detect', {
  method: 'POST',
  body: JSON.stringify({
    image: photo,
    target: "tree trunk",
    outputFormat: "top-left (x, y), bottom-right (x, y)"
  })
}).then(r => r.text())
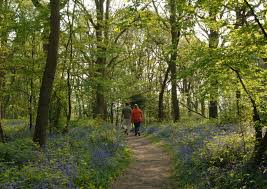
top-left (208, 9), bottom-right (219, 119)
top-left (65, 0), bottom-right (77, 132)
top-left (0, 0), bottom-right (7, 141)
top-left (33, 0), bottom-right (60, 147)
top-left (183, 79), bottom-right (192, 116)
top-left (29, 79), bottom-right (34, 129)
top-left (115, 104), bottom-right (119, 126)
top-left (255, 131), bottom-right (267, 164)
top-left (0, 102), bottom-right (4, 142)
top-left (242, 0), bottom-right (267, 163)
top-left (110, 102), bottom-right (114, 124)
top-left (158, 66), bottom-right (170, 121)
top-left (76, 92), bottom-right (82, 119)
top-left (65, 68), bottom-right (71, 132)
top-left (169, 0), bottom-right (180, 122)
top-left (29, 34), bottom-right (36, 130)
top-left (93, 0), bottom-right (108, 119)
top-left (201, 99), bottom-right (205, 116)
top-left (209, 100), bottom-right (218, 118)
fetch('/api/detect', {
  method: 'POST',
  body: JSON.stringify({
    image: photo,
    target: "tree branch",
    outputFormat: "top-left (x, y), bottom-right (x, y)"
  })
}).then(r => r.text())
top-left (76, 0), bottom-right (97, 28)
top-left (31, 0), bottom-right (43, 8)
top-left (151, 0), bottom-right (169, 30)
top-left (180, 101), bottom-right (208, 119)
top-left (243, 0), bottom-right (267, 40)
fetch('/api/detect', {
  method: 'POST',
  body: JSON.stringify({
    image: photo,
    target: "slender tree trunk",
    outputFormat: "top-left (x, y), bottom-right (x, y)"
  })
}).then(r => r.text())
top-left (158, 66), bottom-right (170, 121)
top-left (33, 0), bottom-right (61, 147)
top-left (0, 102), bottom-right (4, 142)
top-left (65, 0), bottom-right (77, 132)
top-left (29, 79), bottom-right (34, 129)
top-left (76, 92), bottom-right (82, 119)
top-left (110, 102), bottom-right (114, 124)
top-left (229, 67), bottom-right (265, 162)
top-left (169, 0), bottom-right (180, 122)
top-left (242, 0), bottom-right (267, 163)
top-left (115, 104), bottom-right (119, 126)
top-left (201, 99), bottom-right (205, 116)
top-left (66, 68), bottom-right (71, 132)
top-left (183, 79), bottom-right (192, 116)
top-left (0, 0), bottom-right (8, 142)
top-left (29, 34), bottom-right (36, 130)
top-left (208, 10), bottom-right (219, 119)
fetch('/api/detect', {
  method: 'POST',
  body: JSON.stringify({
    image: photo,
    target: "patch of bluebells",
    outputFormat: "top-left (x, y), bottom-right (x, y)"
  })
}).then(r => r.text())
top-left (144, 120), bottom-right (261, 188)
top-left (145, 126), bottom-right (160, 135)
top-left (144, 122), bottom-right (244, 165)
top-left (0, 121), bottom-right (129, 188)
top-left (91, 148), bottom-right (112, 168)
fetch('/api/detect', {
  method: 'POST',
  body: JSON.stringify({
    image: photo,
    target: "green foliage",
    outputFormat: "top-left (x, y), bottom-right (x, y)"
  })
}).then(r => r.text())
top-left (143, 117), bottom-right (266, 189)
top-left (0, 138), bottom-right (38, 165)
top-left (0, 120), bottom-right (130, 188)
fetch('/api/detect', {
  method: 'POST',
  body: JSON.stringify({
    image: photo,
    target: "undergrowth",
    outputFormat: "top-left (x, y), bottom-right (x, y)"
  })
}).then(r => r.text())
top-left (143, 116), bottom-right (267, 189)
top-left (0, 119), bottom-right (130, 189)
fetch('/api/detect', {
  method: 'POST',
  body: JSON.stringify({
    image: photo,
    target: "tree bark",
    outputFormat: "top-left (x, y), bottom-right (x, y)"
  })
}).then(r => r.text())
top-left (29, 34), bottom-right (36, 130)
top-left (33, 0), bottom-right (60, 147)
top-left (201, 99), bottom-right (205, 116)
top-left (65, 0), bottom-right (77, 132)
top-left (0, 102), bottom-right (4, 142)
top-left (0, 0), bottom-right (7, 142)
top-left (209, 100), bottom-right (218, 118)
top-left (208, 9), bottom-right (219, 119)
top-left (169, 0), bottom-right (180, 122)
top-left (158, 66), bottom-right (170, 121)
top-left (110, 102), bottom-right (114, 124)
top-left (239, 1), bottom-right (267, 163)
top-left (93, 0), bottom-right (108, 119)
top-left (66, 68), bottom-right (71, 132)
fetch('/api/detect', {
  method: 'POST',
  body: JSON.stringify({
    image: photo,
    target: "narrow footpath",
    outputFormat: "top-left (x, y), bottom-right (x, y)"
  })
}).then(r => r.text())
top-left (110, 135), bottom-right (172, 189)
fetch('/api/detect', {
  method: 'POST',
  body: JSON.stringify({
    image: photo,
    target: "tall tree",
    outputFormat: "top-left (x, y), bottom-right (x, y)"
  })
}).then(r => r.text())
top-left (168, 0), bottom-right (180, 121)
top-left (93, 0), bottom-right (110, 119)
top-left (0, 0), bottom-right (9, 142)
top-left (33, 0), bottom-right (61, 146)
top-left (208, 6), bottom-right (219, 119)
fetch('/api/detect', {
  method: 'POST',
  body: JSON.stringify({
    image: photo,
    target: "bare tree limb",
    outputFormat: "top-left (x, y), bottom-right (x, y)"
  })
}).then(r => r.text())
top-left (76, 0), bottom-right (97, 28)
top-left (243, 0), bottom-right (267, 40)
top-left (180, 101), bottom-right (208, 119)
top-left (151, 0), bottom-right (169, 30)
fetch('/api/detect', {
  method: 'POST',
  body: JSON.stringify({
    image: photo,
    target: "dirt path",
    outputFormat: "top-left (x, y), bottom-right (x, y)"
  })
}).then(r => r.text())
top-left (110, 135), bottom-right (172, 189)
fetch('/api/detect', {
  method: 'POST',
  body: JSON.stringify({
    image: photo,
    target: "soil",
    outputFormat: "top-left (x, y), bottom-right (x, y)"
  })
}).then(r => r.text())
top-left (110, 134), bottom-right (172, 189)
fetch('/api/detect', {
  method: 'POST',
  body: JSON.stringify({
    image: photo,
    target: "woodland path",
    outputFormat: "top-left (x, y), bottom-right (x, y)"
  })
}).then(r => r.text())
top-left (110, 134), bottom-right (172, 189)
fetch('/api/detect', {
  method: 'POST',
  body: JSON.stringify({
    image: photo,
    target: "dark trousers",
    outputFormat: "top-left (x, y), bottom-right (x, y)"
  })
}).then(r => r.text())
top-left (134, 122), bottom-right (141, 135)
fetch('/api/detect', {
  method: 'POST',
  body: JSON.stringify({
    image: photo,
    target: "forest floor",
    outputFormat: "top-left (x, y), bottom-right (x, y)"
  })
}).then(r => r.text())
top-left (110, 134), bottom-right (172, 189)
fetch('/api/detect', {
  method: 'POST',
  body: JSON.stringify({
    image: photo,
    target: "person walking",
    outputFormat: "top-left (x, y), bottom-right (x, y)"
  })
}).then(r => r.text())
top-left (131, 104), bottom-right (143, 136)
top-left (121, 102), bottom-right (132, 135)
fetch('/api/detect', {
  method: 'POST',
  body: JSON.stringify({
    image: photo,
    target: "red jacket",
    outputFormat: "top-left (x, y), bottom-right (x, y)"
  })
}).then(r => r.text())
top-left (131, 108), bottom-right (143, 123)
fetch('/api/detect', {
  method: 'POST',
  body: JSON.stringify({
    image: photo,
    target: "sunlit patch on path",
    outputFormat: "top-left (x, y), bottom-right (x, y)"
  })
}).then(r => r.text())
top-left (110, 135), bottom-right (172, 189)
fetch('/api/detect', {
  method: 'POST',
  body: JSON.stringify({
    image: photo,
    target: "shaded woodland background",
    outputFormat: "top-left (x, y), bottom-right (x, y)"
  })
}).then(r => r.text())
top-left (0, 0), bottom-right (266, 188)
